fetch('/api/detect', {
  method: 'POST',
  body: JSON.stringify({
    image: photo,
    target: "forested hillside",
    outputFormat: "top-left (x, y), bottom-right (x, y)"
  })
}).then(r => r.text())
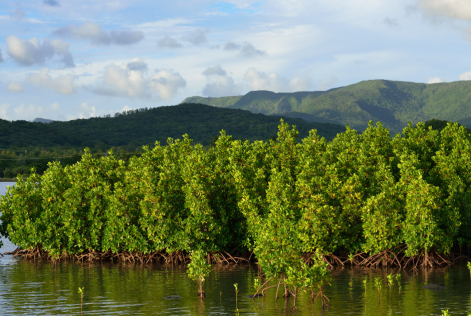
top-left (182, 80), bottom-right (471, 133)
top-left (0, 103), bottom-right (344, 150)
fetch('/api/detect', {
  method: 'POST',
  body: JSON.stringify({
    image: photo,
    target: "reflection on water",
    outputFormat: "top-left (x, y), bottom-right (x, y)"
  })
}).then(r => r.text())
top-left (1, 261), bottom-right (471, 315)
top-left (1, 181), bottom-right (471, 315)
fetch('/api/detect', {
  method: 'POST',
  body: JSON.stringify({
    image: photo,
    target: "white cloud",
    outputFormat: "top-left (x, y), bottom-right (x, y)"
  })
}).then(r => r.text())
top-left (202, 65), bottom-right (227, 76)
top-left (149, 69), bottom-right (187, 100)
top-left (7, 82), bottom-right (25, 93)
top-left (157, 36), bottom-right (182, 49)
top-left (26, 68), bottom-right (77, 95)
top-left (50, 102), bottom-right (60, 111)
top-left (182, 29), bottom-right (208, 45)
top-left (92, 59), bottom-right (186, 100)
top-left (418, 0), bottom-right (471, 21)
top-left (459, 70), bottom-right (471, 80)
top-left (223, 42), bottom-right (241, 50)
top-left (78, 102), bottom-right (96, 119)
top-left (0, 104), bottom-right (11, 120)
top-left (243, 67), bottom-right (290, 92)
top-left (94, 61), bottom-right (149, 98)
top-left (6, 36), bottom-right (74, 67)
top-left (201, 65), bottom-right (241, 97)
top-left (126, 59), bottom-right (148, 72)
top-left (0, 48), bottom-right (3, 63)
top-left (53, 22), bottom-right (144, 45)
top-left (428, 77), bottom-right (443, 83)
top-left (0, 102), bottom-right (60, 121)
top-left (239, 42), bottom-right (266, 57)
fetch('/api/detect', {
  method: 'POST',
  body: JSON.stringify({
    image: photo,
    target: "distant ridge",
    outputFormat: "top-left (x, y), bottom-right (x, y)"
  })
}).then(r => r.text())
top-left (182, 80), bottom-right (471, 133)
top-left (0, 103), bottom-right (345, 149)
top-left (32, 118), bottom-right (54, 124)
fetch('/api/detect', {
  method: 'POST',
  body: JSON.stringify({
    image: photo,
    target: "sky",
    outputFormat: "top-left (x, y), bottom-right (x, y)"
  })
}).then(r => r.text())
top-left (1, 0), bottom-right (471, 121)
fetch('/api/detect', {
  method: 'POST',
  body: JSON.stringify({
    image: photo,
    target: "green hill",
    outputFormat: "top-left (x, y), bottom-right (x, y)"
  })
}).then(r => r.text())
top-left (0, 103), bottom-right (345, 150)
top-left (182, 80), bottom-right (471, 133)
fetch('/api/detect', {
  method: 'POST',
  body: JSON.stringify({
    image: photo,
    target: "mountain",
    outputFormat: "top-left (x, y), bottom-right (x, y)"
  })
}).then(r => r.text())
top-left (32, 118), bottom-right (55, 123)
top-left (182, 80), bottom-right (471, 133)
top-left (0, 103), bottom-right (345, 150)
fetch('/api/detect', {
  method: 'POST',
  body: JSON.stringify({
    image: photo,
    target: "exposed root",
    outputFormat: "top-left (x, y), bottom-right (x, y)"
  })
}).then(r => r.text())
top-left (5, 246), bottom-right (255, 266)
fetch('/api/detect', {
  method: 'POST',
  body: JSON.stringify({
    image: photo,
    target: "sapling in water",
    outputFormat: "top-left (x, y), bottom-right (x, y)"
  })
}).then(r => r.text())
top-left (234, 283), bottom-right (239, 312)
top-left (396, 273), bottom-right (402, 293)
top-left (78, 287), bottom-right (84, 315)
top-left (374, 277), bottom-right (382, 303)
top-left (387, 273), bottom-right (394, 288)
top-left (187, 250), bottom-right (212, 299)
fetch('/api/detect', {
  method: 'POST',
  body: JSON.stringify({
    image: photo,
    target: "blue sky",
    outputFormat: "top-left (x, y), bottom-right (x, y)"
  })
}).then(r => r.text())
top-left (1, 0), bottom-right (471, 121)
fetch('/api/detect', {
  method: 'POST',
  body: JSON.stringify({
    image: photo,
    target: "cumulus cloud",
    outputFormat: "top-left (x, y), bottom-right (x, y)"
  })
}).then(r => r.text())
top-left (202, 65), bottom-right (240, 97)
top-left (53, 22), bottom-right (144, 45)
top-left (418, 0), bottom-right (471, 21)
top-left (157, 36), bottom-right (182, 49)
top-left (243, 68), bottom-right (289, 92)
top-left (43, 0), bottom-right (61, 7)
top-left (0, 104), bottom-right (11, 120)
top-left (94, 62), bottom-right (149, 98)
top-left (149, 69), bottom-right (187, 100)
top-left (93, 59), bottom-right (186, 100)
top-left (78, 102), bottom-right (96, 119)
top-left (7, 82), bottom-right (25, 93)
top-left (0, 102), bottom-right (60, 121)
top-left (6, 36), bottom-right (74, 67)
top-left (202, 65), bottom-right (227, 76)
top-left (223, 42), bottom-right (241, 50)
top-left (26, 68), bottom-right (77, 94)
top-left (239, 42), bottom-right (265, 58)
top-left (182, 29), bottom-right (208, 45)
top-left (126, 59), bottom-right (148, 72)
top-left (459, 70), bottom-right (471, 80)
top-left (428, 77), bottom-right (443, 83)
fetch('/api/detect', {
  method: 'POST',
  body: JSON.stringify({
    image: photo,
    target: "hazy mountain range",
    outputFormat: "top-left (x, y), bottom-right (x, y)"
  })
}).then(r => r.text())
top-left (182, 79), bottom-right (471, 134)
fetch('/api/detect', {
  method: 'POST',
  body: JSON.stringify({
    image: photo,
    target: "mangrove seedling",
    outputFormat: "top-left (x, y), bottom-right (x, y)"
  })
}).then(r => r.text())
top-left (348, 253), bottom-right (355, 265)
top-left (396, 273), bottom-right (402, 293)
top-left (387, 273), bottom-right (394, 288)
top-left (234, 283), bottom-right (239, 312)
top-left (187, 250), bottom-right (212, 299)
top-left (78, 287), bottom-right (84, 315)
top-left (467, 262), bottom-right (471, 276)
top-left (442, 309), bottom-right (450, 316)
top-left (374, 277), bottom-right (382, 302)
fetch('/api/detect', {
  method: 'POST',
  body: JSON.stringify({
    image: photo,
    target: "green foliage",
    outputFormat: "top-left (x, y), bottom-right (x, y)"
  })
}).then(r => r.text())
top-left (1, 119), bottom-right (471, 279)
top-left (187, 250), bottom-right (212, 297)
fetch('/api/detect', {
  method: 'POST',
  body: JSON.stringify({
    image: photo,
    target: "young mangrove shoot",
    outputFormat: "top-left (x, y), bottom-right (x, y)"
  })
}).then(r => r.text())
top-left (374, 277), bottom-right (382, 303)
top-left (187, 250), bottom-right (212, 299)
top-left (234, 283), bottom-right (239, 312)
top-left (78, 287), bottom-right (84, 315)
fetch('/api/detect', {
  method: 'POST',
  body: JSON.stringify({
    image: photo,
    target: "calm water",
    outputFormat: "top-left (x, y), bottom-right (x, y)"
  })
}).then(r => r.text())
top-left (1, 182), bottom-right (471, 315)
